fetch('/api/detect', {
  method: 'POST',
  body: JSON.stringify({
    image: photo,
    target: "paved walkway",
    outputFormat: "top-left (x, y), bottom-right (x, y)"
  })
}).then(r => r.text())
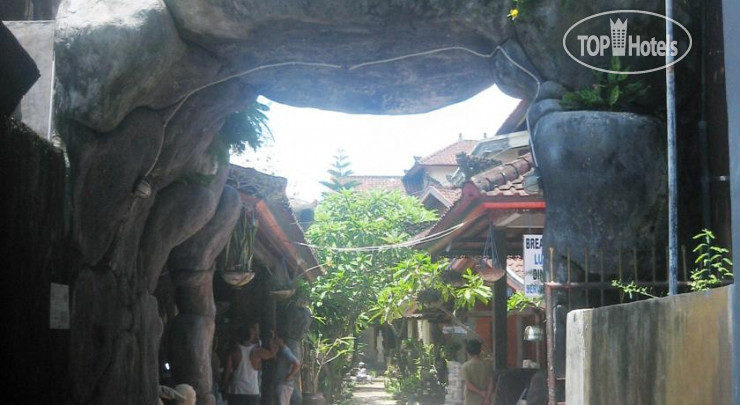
top-left (351, 377), bottom-right (396, 404)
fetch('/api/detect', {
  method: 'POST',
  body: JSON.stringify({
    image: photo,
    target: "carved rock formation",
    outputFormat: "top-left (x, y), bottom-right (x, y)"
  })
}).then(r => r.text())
top-left (53, 1), bottom-right (672, 404)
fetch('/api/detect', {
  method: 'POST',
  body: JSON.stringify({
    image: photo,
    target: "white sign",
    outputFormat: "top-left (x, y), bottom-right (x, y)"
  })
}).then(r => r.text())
top-left (523, 235), bottom-right (544, 298)
top-left (442, 326), bottom-right (467, 335)
top-left (49, 283), bottom-right (70, 330)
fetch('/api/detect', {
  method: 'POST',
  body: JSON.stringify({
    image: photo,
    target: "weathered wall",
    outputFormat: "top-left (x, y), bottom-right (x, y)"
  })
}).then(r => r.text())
top-left (0, 117), bottom-right (69, 404)
top-left (567, 286), bottom-right (734, 405)
top-left (6, 21), bottom-right (55, 138)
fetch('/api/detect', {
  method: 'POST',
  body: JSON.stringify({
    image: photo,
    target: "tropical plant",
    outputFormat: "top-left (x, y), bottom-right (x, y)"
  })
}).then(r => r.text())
top-left (209, 100), bottom-right (273, 165)
top-left (610, 279), bottom-right (657, 300)
top-left (319, 149), bottom-right (361, 193)
top-left (506, 291), bottom-right (543, 312)
top-left (215, 209), bottom-right (258, 288)
top-left (302, 333), bottom-right (355, 395)
top-left (305, 190), bottom-right (491, 402)
top-left (370, 254), bottom-right (492, 325)
top-left (385, 339), bottom-right (446, 405)
top-left (304, 189), bottom-right (437, 402)
top-left (611, 229), bottom-right (733, 299)
top-left (560, 57), bottom-right (650, 112)
top-left (305, 190), bottom-right (438, 337)
top-left (219, 100), bottom-right (272, 155)
top-left (219, 210), bottom-right (257, 274)
top-left (690, 229), bottom-right (734, 291)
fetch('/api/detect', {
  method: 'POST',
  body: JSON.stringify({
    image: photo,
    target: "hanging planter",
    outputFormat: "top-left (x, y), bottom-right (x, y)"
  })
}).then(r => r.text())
top-left (220, 271), bottom-right (255, 287)
top-left (218, 208), bottom-right (258, 288)
top-left (267, 258), bottom-right (296, 300)
top-left (269, 288), bottom-right (296, 300)
top-left (475, 259), bottom-right (506, 283)
top-left (476, 223), bottom-right (505, 283)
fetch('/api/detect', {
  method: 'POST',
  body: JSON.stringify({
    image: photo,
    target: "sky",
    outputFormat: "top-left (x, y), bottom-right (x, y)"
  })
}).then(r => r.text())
top-left (232, 85), bottom-right (520, 201)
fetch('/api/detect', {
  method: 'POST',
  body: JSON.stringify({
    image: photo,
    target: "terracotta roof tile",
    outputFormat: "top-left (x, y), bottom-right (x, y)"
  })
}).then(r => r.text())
top-left (435, 187), bottom-right (462, 204)
top-left (346, 176), bottom-right (406, 193)
top-left (471, 152), bottom-right (536, 197)
top-left (507, 255), bottom-right (525, 280)
top-left (418, 139), bottom-right (478, 166)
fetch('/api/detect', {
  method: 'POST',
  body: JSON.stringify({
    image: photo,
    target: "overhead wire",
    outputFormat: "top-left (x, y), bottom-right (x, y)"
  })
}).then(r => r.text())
top-left (129, 42), bottom-right (542, 265)
top-left (294, 221), bottom-right (466, 252)
top-left (138, 44), bottom-right (514, 184)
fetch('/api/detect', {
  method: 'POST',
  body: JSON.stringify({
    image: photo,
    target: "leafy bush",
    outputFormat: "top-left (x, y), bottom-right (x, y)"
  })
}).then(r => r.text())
top-left (506, 291), bottom-right (543, 311)
top-left (385, 339), bottom-right (446, 405)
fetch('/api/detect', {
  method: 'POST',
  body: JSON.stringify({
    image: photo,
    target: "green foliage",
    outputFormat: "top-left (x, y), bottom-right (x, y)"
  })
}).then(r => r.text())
top-left (306, 190), bottom-right (437, 336)
top-left (611, 229), bottom-right (733, 299)
top-left (320, 149), bottom-right (361, 193)
top-left (690, 229), bottom-right (734, 291)
top-left (304, 190), bottom-right (437, 402)
top-left (217, 211), bottom-right (257, 274)
top-left (212, 101), bottom-right (272, 164)
top-left (303, 333), bottom-right (355, 395)
top-left (384, 340), bottom-right (446, 405)
top-left (610, 280), bottom-right (657, 299)
top-left (506, 291), bottom-right (543, 311)
top-left (370, 255), bottom-right (492, 325)
top-left (305, 190), bottom-right (491, 402)
top-left (561, 57), bottom-right (650, 112)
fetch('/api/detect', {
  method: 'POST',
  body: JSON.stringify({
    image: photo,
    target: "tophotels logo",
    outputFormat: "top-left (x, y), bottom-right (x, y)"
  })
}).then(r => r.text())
top-left (610, 18), bottom-right (628, 56)
top-left (563, 10), bottom-right (692, 74)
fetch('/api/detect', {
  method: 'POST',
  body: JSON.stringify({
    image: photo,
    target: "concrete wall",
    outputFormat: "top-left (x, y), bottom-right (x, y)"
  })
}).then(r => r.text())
top-left (567, 286), bottom-right (734, 405)
top-left (721, 1), bottom-right (740, 403)
top-left (5, 21), bottom-right (54, 138)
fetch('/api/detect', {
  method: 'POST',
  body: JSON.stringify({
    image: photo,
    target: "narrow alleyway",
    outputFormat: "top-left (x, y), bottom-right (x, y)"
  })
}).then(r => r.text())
top-left (350, 377), bottom-right (396, 405)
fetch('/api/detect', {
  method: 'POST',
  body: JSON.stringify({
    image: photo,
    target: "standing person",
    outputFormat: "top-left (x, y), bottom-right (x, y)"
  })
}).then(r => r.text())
top-left (221, 321), bottom-right (277, 405)
top-left (274, 336), bottom-right (301, 405)
top-left (460, 340), bottom-right (494, 405)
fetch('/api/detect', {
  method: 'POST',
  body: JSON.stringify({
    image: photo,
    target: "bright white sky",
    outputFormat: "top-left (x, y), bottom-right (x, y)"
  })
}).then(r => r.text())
top-left (232, 85), bottom-right (520, 201)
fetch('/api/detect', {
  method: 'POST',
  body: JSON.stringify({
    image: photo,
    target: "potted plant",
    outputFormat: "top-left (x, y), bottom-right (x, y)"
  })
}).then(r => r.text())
top-left (218, 210), bottom-right (257, 287)
top-left (301, 333), bottom-right (354, 405)
top-left (530, 58), bottom-right (666, 277)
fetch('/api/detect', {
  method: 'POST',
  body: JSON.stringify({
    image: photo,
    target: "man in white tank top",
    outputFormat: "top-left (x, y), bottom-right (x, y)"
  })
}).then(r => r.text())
top-left (221, 321), bottom-right (278, 405)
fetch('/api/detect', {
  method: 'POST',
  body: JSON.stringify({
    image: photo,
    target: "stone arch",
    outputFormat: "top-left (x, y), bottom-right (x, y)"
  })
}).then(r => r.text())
top-left (54, 1), bottom-right (667, 404)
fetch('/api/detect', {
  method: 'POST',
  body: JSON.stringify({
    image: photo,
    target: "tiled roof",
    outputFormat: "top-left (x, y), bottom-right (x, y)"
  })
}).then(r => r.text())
top-left (417, 139), bottom-right (478, 166)
top-left (471, 152), bottom-right (535, 197)
top-left (507, 255), bottom-right (525, 280)
top-left (434, 187), bottom-right (462, 204)
top-left (346, 175), bottom-right (406, 193)
top-left (227, 164), bottom-right (321, 280)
